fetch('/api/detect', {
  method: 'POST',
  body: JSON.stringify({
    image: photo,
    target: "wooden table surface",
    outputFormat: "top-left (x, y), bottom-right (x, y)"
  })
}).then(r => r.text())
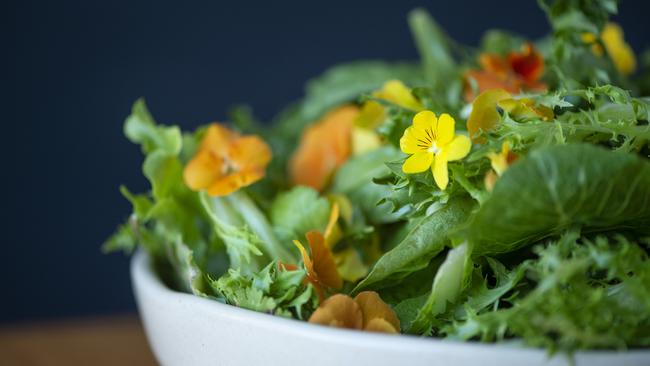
top-left (0, 315), bottom-right (158, 365)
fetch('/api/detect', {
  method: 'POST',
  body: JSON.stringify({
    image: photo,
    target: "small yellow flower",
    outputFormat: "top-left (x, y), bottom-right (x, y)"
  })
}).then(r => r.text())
top-left (352, 80), bottom-right (424, 156)
top-left (582, 23), bottom-right (636, 75)
top-left (356, 80), bottom-right (424, 129)
top-left (488, 141), bottom-right (517, 176)
top-left (400, 111), bottom-right (471, 190)
top-left (484, 141), bottom-right (518, 191)
top-left (308, 292), bottom-right (400, 333)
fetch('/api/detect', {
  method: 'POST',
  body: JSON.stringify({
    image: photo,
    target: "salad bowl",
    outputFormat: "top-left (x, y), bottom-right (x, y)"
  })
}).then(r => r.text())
top-left (132, 250), bottom-right (650, 366)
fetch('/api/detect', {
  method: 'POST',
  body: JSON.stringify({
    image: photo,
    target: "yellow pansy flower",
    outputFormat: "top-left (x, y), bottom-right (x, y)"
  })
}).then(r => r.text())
top-left (352, 80), bottom-right (424, 156)
top-left (356, 80), bottom-right (424, 129)
top-left (582, 23), bottom-right (636, 75)
top-left (484, 141), bottom-right (518, 191)
top-left (400, 111), bottom-right (472, 190)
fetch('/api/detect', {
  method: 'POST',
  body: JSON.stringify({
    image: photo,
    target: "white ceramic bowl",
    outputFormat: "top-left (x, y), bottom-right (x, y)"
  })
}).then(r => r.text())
top-left (132, 251), bottom-right (650, 366)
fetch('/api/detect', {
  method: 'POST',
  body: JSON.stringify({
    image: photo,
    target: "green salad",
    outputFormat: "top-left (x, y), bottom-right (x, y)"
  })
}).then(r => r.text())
top-left (106, 0), bottom-right (650, 354)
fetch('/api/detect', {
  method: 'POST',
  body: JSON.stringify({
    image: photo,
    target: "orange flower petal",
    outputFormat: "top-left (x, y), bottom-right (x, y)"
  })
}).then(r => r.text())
top-left (289, 106), bottom-right (358, 191)
top-left (308, 294), bottom-right (363, 329)
top-left (183, 149), bottom-right (224, 191)
top-left (201, 123), bottom-right (239, 157)
top-left (307, 231), bottom-right (343, 290)
top-left (464, 70), bottom-right (519, 102)
top-left (364, 318), bottom-right (399, 333)
top-left (206, 168), bottom-right (265, 197)
top-left (228, 135), bottom-right (272, 170)
top-left (354, 291), bottom-right (400, 332)
top-left (508, 43), bottom-right (544, 84)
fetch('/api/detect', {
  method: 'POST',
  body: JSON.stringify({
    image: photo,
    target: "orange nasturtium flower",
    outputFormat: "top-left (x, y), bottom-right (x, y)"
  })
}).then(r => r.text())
top-left (464, 43), bottom-right (546, 101)
top-left (309, 292), bottom-right (400, 333)
top-left (289, 106), bottom-right (359, 191)
top-left (582, 22), bottom-right (636, 75)
top-left (400, 111), bottom-right (472, 190)
top-left (484, 141), bottom-right (518, 191)
top-left (183, 123), bottom-right (271, 197)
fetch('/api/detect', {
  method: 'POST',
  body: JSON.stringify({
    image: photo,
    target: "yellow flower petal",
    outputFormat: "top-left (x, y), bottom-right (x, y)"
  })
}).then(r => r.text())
top-left (399, 127), bottom-right (423, 154)
top-left (352, 126), bottom-right (382, 155)
top-left (445, 135), bottom-right (472, 162)
top-left (602, 23), bottom-right (636, 75)
top-left (402, 152), bottom-right (433, 174)
top-left (324, 202), bottom-right (340, 242)
top-left (355, 100), bottom-right (385, 129)
top-left (467, 89), bottom-right (512, 143)
top-left (432, 152), bottom-right (449, 190)
top-left (377, 80), bottom-right (423, 111)
top-left (412, 110), bottom-right (437, 130)
top-left (435, 113), bottom-right (456, 146)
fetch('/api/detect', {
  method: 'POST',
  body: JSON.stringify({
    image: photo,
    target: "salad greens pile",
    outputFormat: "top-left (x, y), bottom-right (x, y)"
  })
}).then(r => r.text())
top-left (106, 0), bottom-right (650, 354)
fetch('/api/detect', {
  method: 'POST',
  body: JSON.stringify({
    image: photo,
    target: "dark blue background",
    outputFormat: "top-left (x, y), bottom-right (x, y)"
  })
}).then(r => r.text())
top-left (5, 0), bottom-right (648, 323)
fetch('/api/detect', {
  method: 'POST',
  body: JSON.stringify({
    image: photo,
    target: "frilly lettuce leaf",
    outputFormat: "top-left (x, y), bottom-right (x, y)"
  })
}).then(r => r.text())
top-left (211, 261), bottom-right (317, 319)
top-left (444, 233), bottom-right (650, 352)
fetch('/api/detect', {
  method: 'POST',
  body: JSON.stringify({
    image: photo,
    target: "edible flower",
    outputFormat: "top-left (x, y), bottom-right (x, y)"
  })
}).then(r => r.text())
top-left (293, 230), bottom-right (342, 302)
top-left (356, 80), bottom-right (424, 129)
top-left (290, 106), bottom-right (359, 191)
top-left (308, 292), bottom-right (400, 333)
top-left (464, 43), bottom-right (546, 101)
top-left (497, 97), bottom-right (554, 121)
top-left (324, 199), bottom-right (369, 282)
top-left (400, 111), bottom-right (471, 190)
top-left (352, 80), bottom-right (424, 156)
top-left (183, 123), bottom-right (271, 197)
top-left (467, 89), bottom-right (553, 143)
top-left (484, 141), bottom-right (518, 191)
top-left (582, 22), bottom-right (636, 75)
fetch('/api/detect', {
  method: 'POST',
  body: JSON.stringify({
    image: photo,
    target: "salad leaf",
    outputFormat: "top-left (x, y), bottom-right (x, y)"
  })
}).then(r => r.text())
top-left (270, 186), bottom-right (330, 244)
top-left (211, 261), bottom-right (316, 318)
top-left (353, 197), bottom-right (475, 292)
top-left (465, 143), bottom-right (650, 255)
top-left (408, 241), bottom-right (474, 334)
top-left (444, 233), bottom-right (650, 352)
top-left (332, 146), bottom-right (406, 224)
top-left (408, 9), bottom-right (456, 90)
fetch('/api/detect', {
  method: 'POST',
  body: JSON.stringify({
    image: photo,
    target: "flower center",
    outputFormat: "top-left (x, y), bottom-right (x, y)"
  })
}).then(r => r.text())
top-left (427, 142), bottom-right (440, 154)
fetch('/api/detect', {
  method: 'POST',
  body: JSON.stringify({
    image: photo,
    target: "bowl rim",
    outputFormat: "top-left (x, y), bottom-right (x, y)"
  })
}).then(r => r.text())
top-left (132, 249), bottom-right (650, 357)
